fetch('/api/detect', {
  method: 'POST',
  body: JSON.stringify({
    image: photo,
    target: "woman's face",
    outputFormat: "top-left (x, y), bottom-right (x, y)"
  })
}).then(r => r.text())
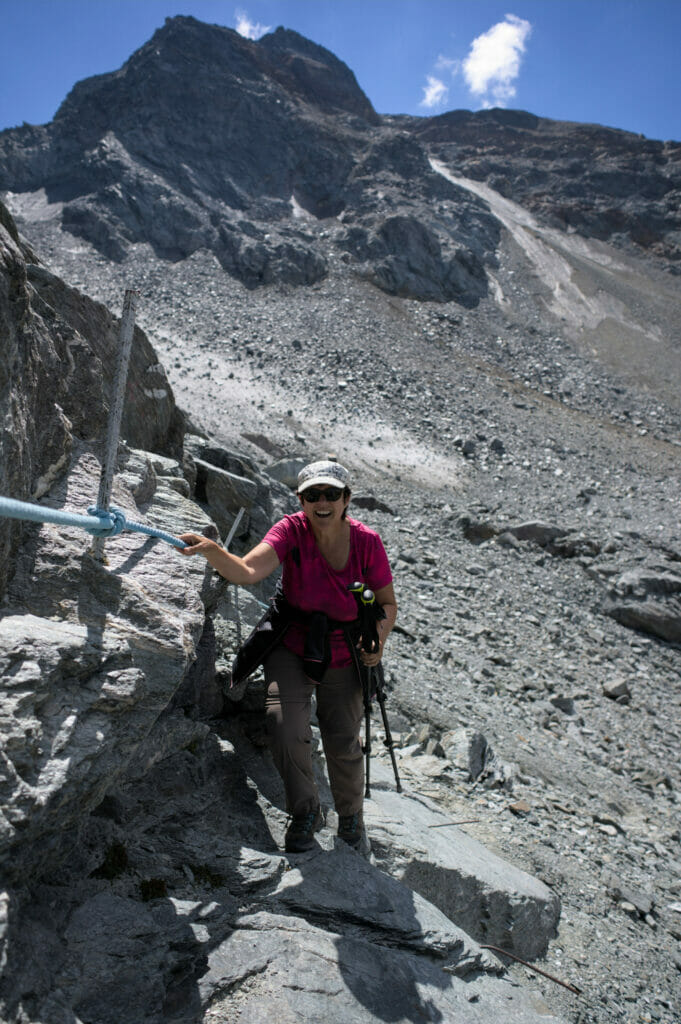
top-left (299, 486), bottom-right (350, 528)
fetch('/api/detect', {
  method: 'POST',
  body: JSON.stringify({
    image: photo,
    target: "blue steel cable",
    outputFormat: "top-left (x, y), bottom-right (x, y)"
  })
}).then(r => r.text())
top-left (0, 495), bottom-right (186, 549)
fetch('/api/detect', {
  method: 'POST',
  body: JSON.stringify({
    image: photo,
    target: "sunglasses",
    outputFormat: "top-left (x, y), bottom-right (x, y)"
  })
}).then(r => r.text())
top-left (301, 486), bottom-right (344, 503)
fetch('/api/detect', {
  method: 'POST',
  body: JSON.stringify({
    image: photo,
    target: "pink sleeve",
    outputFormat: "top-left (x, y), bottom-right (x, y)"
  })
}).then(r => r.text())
top-left (262, 517), bottom-right (295, 563)
top-left (366, 532), bottom-right (393, 592)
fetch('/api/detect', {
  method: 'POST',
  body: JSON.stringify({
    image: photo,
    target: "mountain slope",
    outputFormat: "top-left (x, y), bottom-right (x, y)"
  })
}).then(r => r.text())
top-left (1, 17), bottom-right (680, 1024)
top-left (0, 16), bottom-right (496, 303)
top-left (404, 107), bottom-right (681, 271)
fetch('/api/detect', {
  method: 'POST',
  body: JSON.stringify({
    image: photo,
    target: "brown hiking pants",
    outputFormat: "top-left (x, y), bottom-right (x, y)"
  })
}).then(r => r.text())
top-left (264, 644), bottom-right (364, 818)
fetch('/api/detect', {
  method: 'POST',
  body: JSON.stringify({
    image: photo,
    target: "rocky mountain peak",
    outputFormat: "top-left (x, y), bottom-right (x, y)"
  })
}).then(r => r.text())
top-left (52, 15), bottom-right (283, 143)
top-left (0, 16), bottom-right (496, 301)
top-left (0, 13), bottom-right (679, 292)
top-left (52, 14), bottom-right (377, 138)
top-left (258, 25), bottom-right (379, 123)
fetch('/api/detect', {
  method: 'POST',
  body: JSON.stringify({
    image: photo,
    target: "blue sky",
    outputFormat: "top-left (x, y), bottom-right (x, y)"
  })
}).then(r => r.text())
top-left (1, 1), bottom-right (680, 141)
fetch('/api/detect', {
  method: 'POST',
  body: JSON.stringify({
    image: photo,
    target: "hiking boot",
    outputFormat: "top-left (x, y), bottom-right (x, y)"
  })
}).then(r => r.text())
top-left (337, 811), bottom-right (363, 848)
top-left (284, 808), bottom-right (322, 853)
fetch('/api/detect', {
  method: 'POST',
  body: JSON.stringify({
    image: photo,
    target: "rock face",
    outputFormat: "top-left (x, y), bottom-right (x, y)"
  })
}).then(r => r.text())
top-left (3, 18), bottom-right (680, 307)
top-left (0, 719), bottom-right (565, 1024)
top-left (0, 202), bottom-right (204, 882)
top-left (593, 544), bottom-right (681, 644)
top-left (405, 107), bottom-right (681, 272)
top-left (0, 198), bottom-right (183, 599)
top-left (0, 16), bottom-right (497, 304)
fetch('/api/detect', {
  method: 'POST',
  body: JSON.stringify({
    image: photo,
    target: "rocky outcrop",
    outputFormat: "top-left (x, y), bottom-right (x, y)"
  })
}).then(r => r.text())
top-left (185, 436), bottom-right (299, 546)
top-left (0, 718), bottom-right (566, 1024)
top-left (0, 200), bottom-right (183, 598)
top-left (338, 212), bottom-right (490, 305)
top-left (405, 107), bottom-right (681, 271)
top-left (592, 547), bottom-right (681, 643)
top-left (456, 512), bottom-right (681, 645)
top-left (0, 17), bottom-right (498, 304)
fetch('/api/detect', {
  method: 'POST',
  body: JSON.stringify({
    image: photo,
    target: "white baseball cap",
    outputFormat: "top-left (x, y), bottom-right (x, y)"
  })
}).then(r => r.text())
top-left (297, 460), bottom-right (350, 493)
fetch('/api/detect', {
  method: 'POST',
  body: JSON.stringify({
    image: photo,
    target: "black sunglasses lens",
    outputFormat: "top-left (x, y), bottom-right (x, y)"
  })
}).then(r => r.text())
top-left (304, 487), bottom-right (342, 502)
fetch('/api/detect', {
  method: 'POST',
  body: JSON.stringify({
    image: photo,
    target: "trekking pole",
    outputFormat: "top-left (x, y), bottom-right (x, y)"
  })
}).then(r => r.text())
top-left (348, 582), bottom-right (402, 795)
top-left (372, 662), bottom-right (402, 793)
top-left (349, 582), bottom-right (374, 796)
top-left (362, 666), bottom-right (372, 798)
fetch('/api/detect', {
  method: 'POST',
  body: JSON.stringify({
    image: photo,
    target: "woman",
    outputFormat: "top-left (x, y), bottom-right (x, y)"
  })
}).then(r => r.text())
top-left (179, 460), bottom-right (397, 853)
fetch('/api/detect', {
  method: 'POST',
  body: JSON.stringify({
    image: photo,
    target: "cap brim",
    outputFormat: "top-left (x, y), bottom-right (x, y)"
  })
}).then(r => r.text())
top-left (298, 476), bottom-right (348, 492)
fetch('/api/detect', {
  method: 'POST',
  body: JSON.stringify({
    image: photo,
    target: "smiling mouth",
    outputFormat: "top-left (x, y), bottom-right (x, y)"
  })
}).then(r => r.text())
top-left (314, 509), bottom-right (333, 518)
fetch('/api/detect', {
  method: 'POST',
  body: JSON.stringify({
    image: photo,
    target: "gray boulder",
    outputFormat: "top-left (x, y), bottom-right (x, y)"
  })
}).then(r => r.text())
top-left (441, 728), bottom-right (513, 789)
top-left (265, 456), bottom-right (307, 489)
top-left (507, 521), bottom-right (570, 546)
top-left (591, 551), bottom-right (681, 642)
top-left (186, 437), bottom-right (298, 544)
top-left (193, 458), bottom-right (258, 540)
top-left (442, 728), bottom-right (491, 780)
top-left (364, 764), bottom-right (561, 961)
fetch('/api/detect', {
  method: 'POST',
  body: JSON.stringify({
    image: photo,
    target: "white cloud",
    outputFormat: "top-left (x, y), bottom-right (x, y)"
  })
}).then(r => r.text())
top-left (435, 54), bottom-right (459, 74)
top-left (420, 75), bottom-right (449, 109)
top-left (462, 14), bottom-right (531, 108)
top-left (235, 8), bottom-right (271, 40)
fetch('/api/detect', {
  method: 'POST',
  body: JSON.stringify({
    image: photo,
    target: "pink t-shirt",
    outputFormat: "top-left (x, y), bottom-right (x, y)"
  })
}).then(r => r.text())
top-left (263, 512), bottom-right (393, 668)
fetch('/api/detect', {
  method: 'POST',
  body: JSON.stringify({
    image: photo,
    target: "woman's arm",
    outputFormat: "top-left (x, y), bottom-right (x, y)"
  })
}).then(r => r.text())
top-left (361, 582), bottom-right (397, 667)
top-left (178, 535), bottom-right (280, 585)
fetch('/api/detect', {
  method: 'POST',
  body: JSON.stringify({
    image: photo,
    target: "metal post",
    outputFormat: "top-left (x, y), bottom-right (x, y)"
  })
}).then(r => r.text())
top-left (92, 288), bottom-right (138, 560)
